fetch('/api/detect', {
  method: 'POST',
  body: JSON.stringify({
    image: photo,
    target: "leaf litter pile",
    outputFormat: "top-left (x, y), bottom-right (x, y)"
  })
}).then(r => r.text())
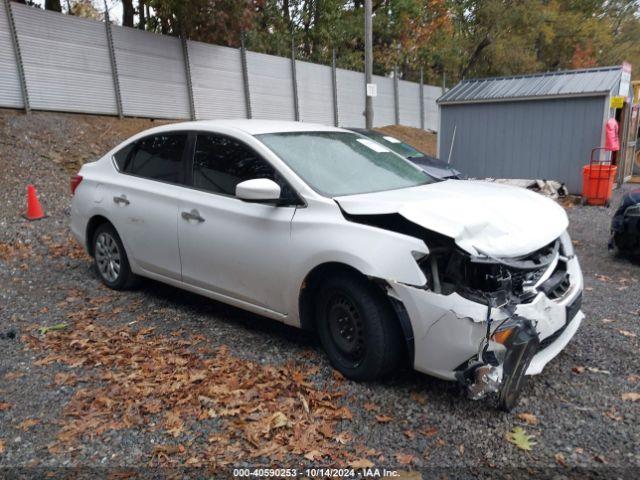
top-left (24, 317), bottom-right (366, 469)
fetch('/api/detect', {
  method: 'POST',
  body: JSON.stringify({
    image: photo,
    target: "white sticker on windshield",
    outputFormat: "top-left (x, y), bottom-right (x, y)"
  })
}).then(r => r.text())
top-left (382, 136), bottom-right (401, 144)
top-left (356, 138), bottom-right (391, 153)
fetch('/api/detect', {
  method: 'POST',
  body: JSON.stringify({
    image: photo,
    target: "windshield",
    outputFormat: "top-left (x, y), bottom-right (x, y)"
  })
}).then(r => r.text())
top-left (357, 130), bottom-right (425, 159)
top-left (257, 131), bottom-right (433, 196)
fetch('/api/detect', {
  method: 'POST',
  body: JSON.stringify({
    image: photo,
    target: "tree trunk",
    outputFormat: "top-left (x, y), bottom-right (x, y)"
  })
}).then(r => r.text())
top-left (44, 0), bottom-right (62, 12)
top-left (138, 0), bottom-right (146, 30)
top-left (122, 0), bottom-right (134, 27)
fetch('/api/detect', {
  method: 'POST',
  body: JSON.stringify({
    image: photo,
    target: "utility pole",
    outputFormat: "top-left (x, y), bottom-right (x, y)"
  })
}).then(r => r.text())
top-left (364, 0), bottom-right (373, 128)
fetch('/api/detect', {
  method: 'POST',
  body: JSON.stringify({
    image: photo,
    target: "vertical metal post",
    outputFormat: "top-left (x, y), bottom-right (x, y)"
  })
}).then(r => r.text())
top-left (419, 66), bottom-right (425, 130)
top-left (240, 31), bottom-right (252, 119)
top-left (290, 34), bottom-right (300, 121)
top-left (364, 0), bottom-right (373, 128)
top-left (4, 0), bottom-right (30, 113)
top-left (181, 36), bottom-right (196, 120)
top-left (104, 1), bottom-right (123, 118)
top-left (393, 65), bottom-right (400, 125)
top-left (331, 48), bottom-right (339, 127)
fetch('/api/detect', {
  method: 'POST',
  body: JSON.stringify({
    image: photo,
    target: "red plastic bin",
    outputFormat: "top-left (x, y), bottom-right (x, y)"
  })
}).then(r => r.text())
top-left (582, 163), bottom-right (617, 206)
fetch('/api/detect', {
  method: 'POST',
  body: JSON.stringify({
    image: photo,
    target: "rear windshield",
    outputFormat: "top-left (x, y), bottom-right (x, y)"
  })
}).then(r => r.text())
top-left (256, 131), bottom-right (432, 197)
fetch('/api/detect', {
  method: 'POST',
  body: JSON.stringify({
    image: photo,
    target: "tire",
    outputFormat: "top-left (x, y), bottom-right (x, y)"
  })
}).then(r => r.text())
top-left (92, 223), bottom-right (139, 290)
top-left (315, 274), bottom-right (404, 381)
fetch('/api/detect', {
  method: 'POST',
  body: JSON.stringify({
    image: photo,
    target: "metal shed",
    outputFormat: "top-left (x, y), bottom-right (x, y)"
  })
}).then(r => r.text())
top-left (437, 66), bottom-right (632, 193)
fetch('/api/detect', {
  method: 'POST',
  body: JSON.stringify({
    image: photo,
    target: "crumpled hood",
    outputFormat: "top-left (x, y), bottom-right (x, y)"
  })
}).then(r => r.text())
top-left (335, 180), bottom-right (569, 257)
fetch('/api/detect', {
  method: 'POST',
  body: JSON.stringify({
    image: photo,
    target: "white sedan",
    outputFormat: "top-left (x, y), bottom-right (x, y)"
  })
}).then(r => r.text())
top-left (70, 120), bottom-right (584, 410)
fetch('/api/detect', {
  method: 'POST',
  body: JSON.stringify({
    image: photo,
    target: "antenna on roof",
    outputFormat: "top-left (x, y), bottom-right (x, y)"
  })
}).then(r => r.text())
top-left (447, 125), bottom-right (457, 165)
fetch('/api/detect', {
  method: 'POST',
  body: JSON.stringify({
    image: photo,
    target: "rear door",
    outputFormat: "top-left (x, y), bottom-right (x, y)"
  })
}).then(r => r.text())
top-left (177, 132), bottom-right (298, 314)
top-left (108, 132), bottom-right (188, 280)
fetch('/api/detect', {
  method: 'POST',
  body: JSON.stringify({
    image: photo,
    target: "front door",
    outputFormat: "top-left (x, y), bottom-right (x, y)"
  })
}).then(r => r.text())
top-left (177, 132), bottom-right (298, 314)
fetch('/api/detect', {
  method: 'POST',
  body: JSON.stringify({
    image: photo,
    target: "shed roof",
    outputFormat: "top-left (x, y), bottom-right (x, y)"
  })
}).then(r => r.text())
top-left (438, 66), bottom-right (623, 105)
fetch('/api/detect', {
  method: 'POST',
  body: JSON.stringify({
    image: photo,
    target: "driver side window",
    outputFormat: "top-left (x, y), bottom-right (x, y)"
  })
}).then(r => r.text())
top-left (193, 134), bottom-right (277, 196)
top-left (192, 134), bottom-right (299, 204)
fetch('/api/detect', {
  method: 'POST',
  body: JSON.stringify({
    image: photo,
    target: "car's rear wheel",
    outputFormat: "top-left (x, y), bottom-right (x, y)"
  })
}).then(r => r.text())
top-left (315, 274), bottom-right (404, 381)
top-left (92, 223), bottom-right (139, 290)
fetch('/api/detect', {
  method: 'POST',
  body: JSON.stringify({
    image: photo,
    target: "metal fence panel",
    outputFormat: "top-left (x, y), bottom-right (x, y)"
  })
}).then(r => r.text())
top-left (336, 68), bottom-right (365, 128)
top-left (112, 25), bottom-right (190, 119)
top-left (424, 85), bottom-right (441, 131)
top-left (0, 5), bottom-right (442, 129)
top-left (398, 80), bottom-right (420, 128)
top-left (11, 3), bottom-right (116, 114)
top-left (188, 40), bottom-right (246, 120)
top-left (0, 1), bottom-right (23, 108)
top-left (296, 59), bottom-right (333, 125)
top-left (372, 74), bottom-right (394, 127)
top-left (246, 50), bottom-right (295, 121)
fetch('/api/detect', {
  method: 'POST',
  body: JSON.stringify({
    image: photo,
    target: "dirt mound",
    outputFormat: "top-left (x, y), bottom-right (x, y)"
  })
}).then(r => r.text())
top-left (375, 125), bottom-right (437, 156)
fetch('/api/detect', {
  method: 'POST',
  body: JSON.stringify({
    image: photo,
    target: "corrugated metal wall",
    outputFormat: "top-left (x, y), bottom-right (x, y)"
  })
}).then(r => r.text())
top-left (247, 51), bottom-right (296, 121)
top-left (112, 25), bottom-right (190, 119)
top-left (372, 74), bottom-right (395, 126)
top-left (12, 2), bottom-right (116, 114)
top-left (0, 4), bottom-right (442, 130)
top-left (296, 59), bottom-right (334, 125)
top-left (188, 40), bottom-right (246, 120)
top-left (336, 68), bottom-right (365, 128)
top-left (438, 97), bottom-right (606, 193)
top-left (0, 1), bottom-right (23, 109)
top-left (424, 85), bottom-right (441, 131)
top-left (398, 80), bottom-right (420, 128)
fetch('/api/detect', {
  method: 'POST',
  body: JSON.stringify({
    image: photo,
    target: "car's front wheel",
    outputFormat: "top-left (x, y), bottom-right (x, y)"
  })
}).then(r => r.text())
top-left (315, 274), bottom-right (404, 381)
top-left (92, 223), bottom-right (139, 290)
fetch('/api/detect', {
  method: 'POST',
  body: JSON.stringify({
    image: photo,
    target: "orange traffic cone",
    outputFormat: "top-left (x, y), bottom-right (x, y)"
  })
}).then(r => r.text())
top-left (24, 184), bottom-right (46, 220)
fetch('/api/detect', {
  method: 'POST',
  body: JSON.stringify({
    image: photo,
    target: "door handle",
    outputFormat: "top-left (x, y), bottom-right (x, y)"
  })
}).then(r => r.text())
top-left (113, 195), bottom-right (130, 205)
top-left (181, 209), bottom-right (205, 223)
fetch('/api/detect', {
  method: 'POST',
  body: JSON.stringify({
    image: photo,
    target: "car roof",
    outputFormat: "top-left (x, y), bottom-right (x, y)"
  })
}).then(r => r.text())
top-left (138, 119), bottom-right (349, 136)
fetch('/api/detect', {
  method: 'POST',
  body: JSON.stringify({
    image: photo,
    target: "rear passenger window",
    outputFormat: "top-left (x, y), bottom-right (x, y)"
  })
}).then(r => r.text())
top-left (124, 134), bottom-right (187, 184)
top-left (113, 143), bottom-right (134, 170)
top-left (192, 134), bottom-right (278, 196)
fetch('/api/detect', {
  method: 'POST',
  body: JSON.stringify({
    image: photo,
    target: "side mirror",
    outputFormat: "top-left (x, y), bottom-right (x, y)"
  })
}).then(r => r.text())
top-left (235, 178), bottom-right (281, 202)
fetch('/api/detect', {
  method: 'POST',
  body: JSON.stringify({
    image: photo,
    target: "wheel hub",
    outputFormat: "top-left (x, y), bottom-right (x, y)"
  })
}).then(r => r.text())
top-left (95, 232), bottom-right (121, 283)
top-left (327, 294), bottom-right (365, 361)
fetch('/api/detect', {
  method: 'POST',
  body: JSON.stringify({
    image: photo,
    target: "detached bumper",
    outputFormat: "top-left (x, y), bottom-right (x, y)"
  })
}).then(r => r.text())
top-left (388, 252), bottom-right (583, 381)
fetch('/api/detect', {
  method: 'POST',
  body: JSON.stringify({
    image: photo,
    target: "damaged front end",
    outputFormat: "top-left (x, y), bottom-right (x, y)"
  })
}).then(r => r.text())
top-left (421, 238), bottom-right (560, 410)
top-left (344, 211), bottom-right (582, 410)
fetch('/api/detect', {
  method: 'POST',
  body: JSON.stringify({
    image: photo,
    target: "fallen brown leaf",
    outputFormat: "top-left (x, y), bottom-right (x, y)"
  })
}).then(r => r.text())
top-left (334, 432), bottom-right (352, 445)
top-left (17, 418), bottom-right (40, 431)
top-left (395, 453), bottom-right (415, 465)
top-left (603, 407), bottom-right (622, 422)
top-left (403, 430), bottom-right (416, 439)
top-left (348, 458), bottom-right (374, 469)
top-left (621, 392), bottom-right (640, 402)
top-left (0, 403), bottom-right (12, 411)
top-left (363, 402), bottom-right (379, 412)
top-left (375, 414), bottom-right (393, 423)
top-left (594, 454), bottom-right (607, 464)
top-left (304, 450), bottom-right (324, 461)
top-left (516, 413), bottom-right (539, 425)
top-left (0, 440), bottom-right (5, 455)
top-left (619, 330), bottom-right (637, 338)
top-left (554, 453), bottom-right (566, 466)
top-left (419, 426), bottom-right (438, 437)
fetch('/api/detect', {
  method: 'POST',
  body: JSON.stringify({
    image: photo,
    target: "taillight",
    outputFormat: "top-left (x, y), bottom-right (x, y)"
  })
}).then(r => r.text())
top-left (70, 175), bottom-right (83, 195)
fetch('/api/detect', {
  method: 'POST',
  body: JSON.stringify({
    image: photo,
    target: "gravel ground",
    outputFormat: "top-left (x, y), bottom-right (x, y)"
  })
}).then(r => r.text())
top-left (1, 109), bottom-right (639, 478)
